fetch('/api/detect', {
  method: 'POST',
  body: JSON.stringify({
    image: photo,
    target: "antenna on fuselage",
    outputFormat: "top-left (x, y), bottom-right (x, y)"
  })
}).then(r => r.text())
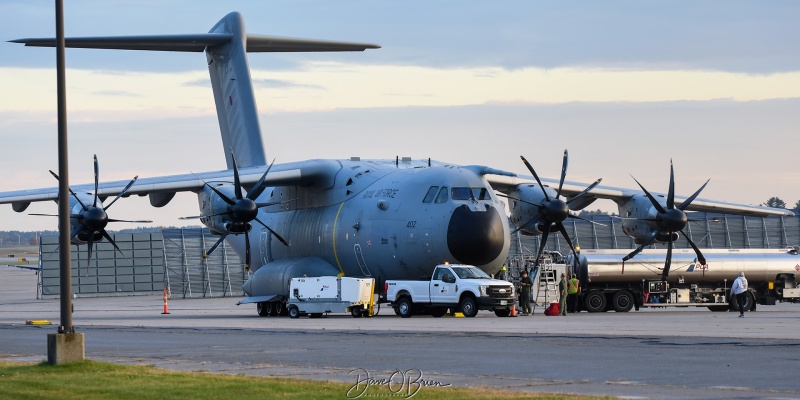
top-left (396, 156), bottom-right (399, 168)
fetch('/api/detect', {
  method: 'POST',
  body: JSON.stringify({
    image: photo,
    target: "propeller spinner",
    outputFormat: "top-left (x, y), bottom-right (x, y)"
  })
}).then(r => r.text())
top-left (623, 160), bottom-right (709, 280)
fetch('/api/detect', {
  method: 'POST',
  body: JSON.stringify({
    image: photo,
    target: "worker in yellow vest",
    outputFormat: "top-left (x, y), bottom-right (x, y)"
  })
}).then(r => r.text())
top-left (567, 274), bottom-right (580, 313)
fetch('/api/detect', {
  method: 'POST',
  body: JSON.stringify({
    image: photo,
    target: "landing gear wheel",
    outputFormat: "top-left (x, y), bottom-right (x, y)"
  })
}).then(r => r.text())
top-left (288, 305), bottom-right (300, 319)
top-left (257, 302), bottom-right (269, 317)
top-left (611, 290), bottom-right (634, 312)
top-left (430, 307), bottom-right (447, 318)
top-left (351, 307), bottom-right (362, 318)
top-left (584, 291), bottom-right (607, 313)
top-left (460, 296), bottom-right (478, 317)
top-left (494, 309), bottom-right (511, 317)
top-left (397, 297), bottom-right (414, 318)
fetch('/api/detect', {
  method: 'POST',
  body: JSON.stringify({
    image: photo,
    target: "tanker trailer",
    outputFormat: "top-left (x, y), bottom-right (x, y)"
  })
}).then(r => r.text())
top-left (566, 246), bottom-right (800, 312)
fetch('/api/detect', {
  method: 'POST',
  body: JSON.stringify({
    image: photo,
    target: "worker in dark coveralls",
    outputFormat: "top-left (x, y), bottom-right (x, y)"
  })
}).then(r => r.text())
top-left (519, 270), bottom-right (533, 316)
top-left (558, 272), bottom-right (568, 316)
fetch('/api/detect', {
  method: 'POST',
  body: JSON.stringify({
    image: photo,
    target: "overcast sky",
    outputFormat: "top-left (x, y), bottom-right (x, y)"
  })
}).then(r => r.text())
top-left (1, 1), bottom-right (799, 231)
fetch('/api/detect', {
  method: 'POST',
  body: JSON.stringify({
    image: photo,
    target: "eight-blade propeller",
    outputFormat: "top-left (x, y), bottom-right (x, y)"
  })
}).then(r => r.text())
top-left (500, 150), bottom-right (602, 267)
top-left (198, 154), bottom-right (288, 270)
top-left (30, 154), bottom-right (151, 262)
top-left (623, 160), bottom-right (709, 280)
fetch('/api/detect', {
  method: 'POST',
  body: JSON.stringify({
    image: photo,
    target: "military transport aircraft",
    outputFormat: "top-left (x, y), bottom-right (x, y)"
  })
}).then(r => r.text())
top-left (0, 12), bottom-right (793, 314)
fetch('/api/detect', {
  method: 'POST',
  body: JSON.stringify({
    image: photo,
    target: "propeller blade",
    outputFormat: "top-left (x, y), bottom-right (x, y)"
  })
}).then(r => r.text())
top-left (50, 170), bottom-right (88, 210)
top-left (86, 233), bottom-right (95, 263)
top-left (244, 229), bottom-right (251, 271)
top-left (101, 229), bottom-right (125, 257)
top-left (69, 224), bottom-right (85, 241)
top-left (667, 160), bottom-right (675, 210)
top-left (566, 214), bottom-right (608, 226)
top-left (520, 155), bottom-right (550, 202)
top-left (494, 192), bottom-right (545, 208)
top-left (680, 230), bottom-right (706, 265)
top-left (556, 149), bottom-right (568, 198)
top-left (566, 178), bottom-right (603, 206)
top-left (556, 222), bottom-right (579, 261)
top-left (29, 213), bottom-right (60, 217)
top-left (678, 179), bottom-right (710, 211)
top-left (104, 176), bottom-right (138, 210)
top-left (106, 218), bottom-right (153, 223)
top-left (93, 154), bottom-right (100, 208)
top-left (533, 229), bottom-right (550, 267)
top-left (203, 182), bottom-right (236, 206)
top-left (246, 158), bottom-right (276, 201)
top-left (630, 175), bottom-right (667, 214)
top-left (622, 233), bottom-right (657, 262)
top-left (179, 216), bottom-right (203, 220)
top-left (511, 217), bottom-right (539, 235)
top-left (231, 151), bottom-right (243, 200)
top-left (203, 230), bottom-right (230, 260)
top-left (662, 237), bottom-right (674, 280)
top-left (254, 217), bottom-right (290, 246)
top-left (255, 217), bottom-right (289, 246)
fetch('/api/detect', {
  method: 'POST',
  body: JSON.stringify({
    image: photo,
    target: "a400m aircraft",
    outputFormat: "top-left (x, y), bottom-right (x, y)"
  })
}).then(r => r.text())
top-left (1, 12), bottom-right (793, 315)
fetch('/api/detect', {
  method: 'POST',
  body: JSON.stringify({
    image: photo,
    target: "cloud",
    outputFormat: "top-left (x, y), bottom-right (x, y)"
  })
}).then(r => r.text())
top-left (251, 78), bottom-right (324, 90)
top-left (90, 90), bottom-right (141, 97)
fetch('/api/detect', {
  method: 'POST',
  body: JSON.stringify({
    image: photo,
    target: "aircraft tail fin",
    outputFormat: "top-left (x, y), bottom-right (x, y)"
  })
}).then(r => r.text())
top-left (12, 11), bottom-right (380, 169)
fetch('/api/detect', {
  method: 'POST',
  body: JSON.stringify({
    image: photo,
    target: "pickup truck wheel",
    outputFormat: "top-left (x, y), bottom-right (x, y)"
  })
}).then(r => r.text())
top-left (430, 307), bottom-right (447, 318)
top-left (611, 290), bottom-right (634, 312)
top-left (460, 296), bottom-right (478, 317)
top-left (351, 307), bottom-right (362, 318)
top-left (584, 291), bottom-right (607, 313)
top-left (288, 305), bottom-right (300, 319)
top-left (494, 309), bottom-right (511, 317)
top-left (397, 297), bottom-right (414, 318)
top-left (257, 302), bottom-right (269, 317)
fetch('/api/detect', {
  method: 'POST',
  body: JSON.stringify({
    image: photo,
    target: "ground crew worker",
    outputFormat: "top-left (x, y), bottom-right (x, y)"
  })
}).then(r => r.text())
top-left (519, 270), bottom-right (533, 316)
top-left (567, 274), bottom-right (580, 313)
top-left (558, 273), bottom-right (568, 316)
top-left (730, 271), bottom-right (749, 317)
top-left (497, 263), bottom-right (507, 281)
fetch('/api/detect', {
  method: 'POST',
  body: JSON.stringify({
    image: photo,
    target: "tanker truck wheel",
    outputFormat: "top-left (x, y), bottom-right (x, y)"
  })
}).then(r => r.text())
top-left (257, 302), bottom-right (270, 317)
top-left (730, 291), bottom-right (755, 313)
top-left (584, 291), bottom-right (607, 313)
top-left (707, 305), bottom-right (728, 312)
top-left (611, 290), bottom-right (634, 312)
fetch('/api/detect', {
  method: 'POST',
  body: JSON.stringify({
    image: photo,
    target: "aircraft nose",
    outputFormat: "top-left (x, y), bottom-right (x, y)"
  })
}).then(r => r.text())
top-left (447, 204), bottom-right (505, 266)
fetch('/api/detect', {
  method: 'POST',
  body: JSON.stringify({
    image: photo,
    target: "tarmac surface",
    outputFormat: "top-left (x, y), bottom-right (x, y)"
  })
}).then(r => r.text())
top-left (1, 266), bottom-right (799, 399)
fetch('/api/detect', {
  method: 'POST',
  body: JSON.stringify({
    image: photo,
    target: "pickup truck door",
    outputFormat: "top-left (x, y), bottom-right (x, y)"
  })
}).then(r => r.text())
top-left (430, 267), bottom-right (459, 304)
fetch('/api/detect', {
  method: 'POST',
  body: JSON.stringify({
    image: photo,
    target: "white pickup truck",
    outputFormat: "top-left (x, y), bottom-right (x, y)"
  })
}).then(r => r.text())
top-left (385, 264), bottom-right (516, 318)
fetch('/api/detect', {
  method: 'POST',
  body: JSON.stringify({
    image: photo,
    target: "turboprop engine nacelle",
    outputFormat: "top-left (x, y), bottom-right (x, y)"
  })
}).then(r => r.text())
top-left (617, 195), bottom-right (680, 245)
top-left (507, 183), bottom-right (558, 235)
top-left (197, 182), bottom-right (252, 235)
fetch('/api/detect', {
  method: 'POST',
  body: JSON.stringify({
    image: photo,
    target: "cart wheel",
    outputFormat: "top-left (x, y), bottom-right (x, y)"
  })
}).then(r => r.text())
top-left (351, 307), bottom-right (362, 318)
top-left (288, 305), bottom-right (300, 319)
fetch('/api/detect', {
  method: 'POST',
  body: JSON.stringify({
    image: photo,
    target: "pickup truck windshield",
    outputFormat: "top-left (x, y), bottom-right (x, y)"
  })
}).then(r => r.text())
top-left (452, 266), bottom-right (492, 279)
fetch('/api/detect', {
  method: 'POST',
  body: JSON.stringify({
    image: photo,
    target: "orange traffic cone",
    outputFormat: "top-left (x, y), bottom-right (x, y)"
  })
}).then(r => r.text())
top-left (510, 304), bottom-right (517, 317)
top-left (161, 288), bottom-right (170, 315)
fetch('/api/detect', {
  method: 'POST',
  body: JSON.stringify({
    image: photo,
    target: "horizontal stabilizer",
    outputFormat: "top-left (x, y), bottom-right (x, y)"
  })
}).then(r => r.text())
top-left (10, 34), bottom-right (380, 53)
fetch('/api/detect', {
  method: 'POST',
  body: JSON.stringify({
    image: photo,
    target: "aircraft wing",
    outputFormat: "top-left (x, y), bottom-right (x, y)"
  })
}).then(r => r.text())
top-left (486, 174), bottom-right (795, 217)
top-left (0, 160), bottom-right (338, 212)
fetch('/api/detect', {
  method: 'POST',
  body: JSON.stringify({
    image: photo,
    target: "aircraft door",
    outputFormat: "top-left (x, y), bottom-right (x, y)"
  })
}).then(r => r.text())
top-left (430, 267), bottom-right (458, 303)
top-left (353, 244), bottom-right (372, 276)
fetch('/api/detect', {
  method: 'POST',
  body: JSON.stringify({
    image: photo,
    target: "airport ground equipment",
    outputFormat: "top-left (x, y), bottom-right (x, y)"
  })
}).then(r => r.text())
top-left (285, 276), bottom-right (375, 318)
top-left (385, 264), bottom-right (515, 318)
top-left (567, 247), bottom-right (800, 312)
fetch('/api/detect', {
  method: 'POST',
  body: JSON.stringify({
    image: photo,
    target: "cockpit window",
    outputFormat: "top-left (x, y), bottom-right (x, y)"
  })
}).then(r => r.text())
top-left (435, 186), bottom-right (449, 203)
top-left (451, 187), bottom-right (491, 201)
top-left (473, 187), bottom-right (490, 200)
top-left (451, 187), bottom-right (472, 200)
top-left (422, 186), bottom-right (439, 203)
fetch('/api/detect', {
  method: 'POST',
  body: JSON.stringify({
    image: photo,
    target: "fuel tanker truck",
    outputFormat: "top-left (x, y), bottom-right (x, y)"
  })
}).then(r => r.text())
top-left (566, 246), bottom-right (800, 312)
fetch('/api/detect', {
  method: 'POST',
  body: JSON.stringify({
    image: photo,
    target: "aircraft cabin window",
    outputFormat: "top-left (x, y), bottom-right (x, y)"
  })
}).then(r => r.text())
top-left (451, 187), bottom-right (472, 200)
top-left (423, 186), bottom-right (439, 203)
top-left (435, 186), bottom-right (449, 203)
